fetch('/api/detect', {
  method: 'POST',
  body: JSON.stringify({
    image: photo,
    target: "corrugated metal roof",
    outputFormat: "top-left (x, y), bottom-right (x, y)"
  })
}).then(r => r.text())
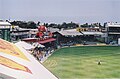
top-left (58, 29), bottom-right (83, 36)
top-left (49, 27), bottom-right (59, 33)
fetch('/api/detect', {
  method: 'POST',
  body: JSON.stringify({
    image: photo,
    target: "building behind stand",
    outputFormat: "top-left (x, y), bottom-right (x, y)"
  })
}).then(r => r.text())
top-left (104, 22), bottom-right (120, 44)
top-left (0, 21), bottom-right (11, 41)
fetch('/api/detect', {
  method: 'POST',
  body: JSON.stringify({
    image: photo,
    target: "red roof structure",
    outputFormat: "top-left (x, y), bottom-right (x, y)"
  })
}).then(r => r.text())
top-left (22, 38), bottom-right (38, 42)
top-left (36, 32), bottom-right (44, 37)
top-left (22, 38), bottom-right (56, 44)
top-left (38, 38), bottom-right (56, 44)
top-left (38, 25), bottom-right (47, 32)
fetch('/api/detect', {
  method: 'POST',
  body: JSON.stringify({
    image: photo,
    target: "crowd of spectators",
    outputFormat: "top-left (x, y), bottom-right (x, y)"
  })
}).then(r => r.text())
top-left (31, 43), bottom-right (56, 62)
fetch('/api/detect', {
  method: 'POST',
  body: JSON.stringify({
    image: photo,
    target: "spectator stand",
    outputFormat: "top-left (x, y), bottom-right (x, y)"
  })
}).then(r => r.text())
top-left (22, 25), bottom-right (56, 63)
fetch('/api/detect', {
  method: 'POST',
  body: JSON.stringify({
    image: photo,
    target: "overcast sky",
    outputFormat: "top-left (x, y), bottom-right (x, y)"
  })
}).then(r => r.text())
top-left (0, 0), bottom-right (120, 24)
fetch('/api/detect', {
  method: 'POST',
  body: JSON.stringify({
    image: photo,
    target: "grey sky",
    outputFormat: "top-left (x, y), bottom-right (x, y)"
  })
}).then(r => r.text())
top-left (1, 0), bottom-right (120, 23)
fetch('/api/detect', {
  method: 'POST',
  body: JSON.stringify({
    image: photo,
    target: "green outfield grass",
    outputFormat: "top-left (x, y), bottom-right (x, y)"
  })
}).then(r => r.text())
top-left (43, 46), bottom-right (120, 79)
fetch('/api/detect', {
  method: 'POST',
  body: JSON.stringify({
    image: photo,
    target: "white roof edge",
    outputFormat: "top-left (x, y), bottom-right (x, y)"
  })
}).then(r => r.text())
top-left (82, 31), bottom-right (103, 35)
top-left (0, 22), bottom-right (11, 26)
top-left (107, 22), bottom-right (120, 27)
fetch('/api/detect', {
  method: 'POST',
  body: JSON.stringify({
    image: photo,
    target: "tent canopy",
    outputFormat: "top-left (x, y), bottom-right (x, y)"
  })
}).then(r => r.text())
top-left (15, 41), bottom-right (35, 50)
top-left (0, 38), bottom-right (58, 79)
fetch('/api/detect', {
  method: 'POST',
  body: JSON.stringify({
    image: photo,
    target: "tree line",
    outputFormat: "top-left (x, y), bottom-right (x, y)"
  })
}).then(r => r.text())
top-left (10, 21), bottom-right (104, 29)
